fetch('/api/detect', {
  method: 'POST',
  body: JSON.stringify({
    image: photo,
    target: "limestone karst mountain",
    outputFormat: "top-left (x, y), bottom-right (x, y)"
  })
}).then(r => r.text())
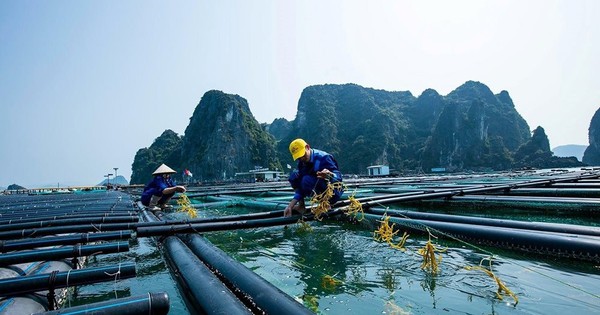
top-left (131, 81), bottom-right (583, 182)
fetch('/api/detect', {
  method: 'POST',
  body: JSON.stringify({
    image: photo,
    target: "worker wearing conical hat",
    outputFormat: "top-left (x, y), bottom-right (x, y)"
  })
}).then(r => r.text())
top-left (141, 163), bottom-right (187, 211)
top-left (284, 138), bottom-right (344, 217)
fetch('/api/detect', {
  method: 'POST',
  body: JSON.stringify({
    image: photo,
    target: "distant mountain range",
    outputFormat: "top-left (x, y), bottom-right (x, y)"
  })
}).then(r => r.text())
top-left (552, 145), bottom-right (587, 161)
top-left (97, 175), bottom-right (129, 186)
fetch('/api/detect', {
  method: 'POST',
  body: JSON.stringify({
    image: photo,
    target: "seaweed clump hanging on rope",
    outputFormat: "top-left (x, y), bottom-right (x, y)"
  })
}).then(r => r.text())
top-left (309, 181), bottom-right (344, 220)
top-left (343, 190), bottom-right (365, 221)
top-left (465, 258), bottom-right (519, 305)
top-left (374, 214), bottom-right (410, 251)
top-left (176, 194), bottom-right (198, 219)
top-left (417, 230), bottom-right (446, 274)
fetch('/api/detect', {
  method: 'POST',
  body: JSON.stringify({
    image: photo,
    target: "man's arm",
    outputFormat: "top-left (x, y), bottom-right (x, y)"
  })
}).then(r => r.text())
top-left (317, 155), bottom-right (342, 181)
top-left (162, 185), bottom-right (186, 195)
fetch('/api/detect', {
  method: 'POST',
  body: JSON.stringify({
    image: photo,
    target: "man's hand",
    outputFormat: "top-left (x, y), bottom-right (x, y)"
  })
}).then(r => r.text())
top-left (177, 186), bottom-right (187, 193)
top-left (317, 169), bottom-right (333, 179)
top-left (284, 206), bottom-right (293, 217)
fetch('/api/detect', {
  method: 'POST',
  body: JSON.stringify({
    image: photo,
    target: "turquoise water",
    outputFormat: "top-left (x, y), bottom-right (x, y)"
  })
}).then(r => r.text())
top-left (68, 236), bottom-right (190, 314)
top-left (202, 214), bottom-right (600, 314)
top-left (70, 203), bottom-right (600, 314)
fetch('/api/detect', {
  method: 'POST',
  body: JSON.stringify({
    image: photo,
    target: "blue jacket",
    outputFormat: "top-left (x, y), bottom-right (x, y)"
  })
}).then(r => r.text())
top-left (141, 176), bottom-right (175, 205)
top-left (291, 149), bottom-right (342, 200)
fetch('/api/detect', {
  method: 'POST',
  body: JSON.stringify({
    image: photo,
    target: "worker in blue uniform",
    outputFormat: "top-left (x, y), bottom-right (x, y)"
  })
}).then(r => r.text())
top-left (284, 138), bottom-right (344, 217)
top-left (141, 164), bottom-right (187, 211)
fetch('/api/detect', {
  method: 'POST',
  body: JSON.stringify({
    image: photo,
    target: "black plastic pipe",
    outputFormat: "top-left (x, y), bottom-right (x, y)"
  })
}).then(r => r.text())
top-left (0, 216), bottom-right (138, 232)
top-left (136, 216), bottom-right (302, 238)
top-left (181, 234), bottom-right (313, 315)
top-left (0, 208), bottom-right (135, 216)
top-left (363, 213), bottom-right (600, 263)
top-left (136, 209), bottom-right (284, 228)
top-left (499, 188), bottom-right (600, 198)
top-left (350, 173), bottom-right (600, 207)
top-left (0, 262), bottom-right (136, 296)
top-left (367, 208), bottom-right (600, 237)
top-left (0, 231), bottom-right (132, 253)
top-left (162, 236), bottom-right (252, 315)
top-left (0, 242), bottom-right (129, 266)
top-left (33, 292), bottom-right (170, 315)
top-left (0, 223), bottom-right (137, 240)
top-left (550, 183), bottom-right (600, 188)
top-left (0, 213), bottom-right (137, 226)
top-left (0, 211), bottom-right (137, 222)
top-left (451, 194), bottom-right (600, 205)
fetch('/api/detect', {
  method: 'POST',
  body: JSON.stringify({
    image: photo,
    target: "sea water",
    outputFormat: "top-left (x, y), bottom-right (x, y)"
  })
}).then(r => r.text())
top-left (71, 203), bottom-right (600, 314)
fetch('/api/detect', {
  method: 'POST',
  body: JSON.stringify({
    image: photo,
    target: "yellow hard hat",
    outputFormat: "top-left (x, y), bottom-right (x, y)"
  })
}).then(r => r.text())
top-left (289, 138), bottom-right (308, 161)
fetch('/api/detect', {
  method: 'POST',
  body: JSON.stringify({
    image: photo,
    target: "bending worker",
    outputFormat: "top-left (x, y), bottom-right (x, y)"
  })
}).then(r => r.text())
top-left (284, 138), bottom-right (344, 217)
top-left (141, 163), bottom-right (187, 211)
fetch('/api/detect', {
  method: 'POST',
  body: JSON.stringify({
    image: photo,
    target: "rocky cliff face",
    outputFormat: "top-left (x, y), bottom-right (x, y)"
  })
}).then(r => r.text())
top-left (583, 108), bottom-right (600, 165)
top-left (130, 130), bottom-right (183, 184)
top-left (179, 90), bottom-right (281, 180)
top-left (265, 117), bottom-right (291, 141)
top-left (275, 81), bottom-right (534, 173)
top-left (275, 83), bottom-right (416, 173)
top-left (418, 81), bottom-right (531, 171)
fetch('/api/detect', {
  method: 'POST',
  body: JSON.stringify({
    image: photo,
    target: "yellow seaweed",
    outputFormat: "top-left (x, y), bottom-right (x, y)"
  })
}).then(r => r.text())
top-left (374, 215), bottom-right (409, 251)
top-left (417, 232), bottom-right (446, 274)
top-left (176, 193), bottom-right (198, 219)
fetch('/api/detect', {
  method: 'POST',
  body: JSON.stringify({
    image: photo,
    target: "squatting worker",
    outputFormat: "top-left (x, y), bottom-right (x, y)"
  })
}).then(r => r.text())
top-left (141, 164), bottom-right (187, 211)
top-left (284, 138), bottom-right (344, 217)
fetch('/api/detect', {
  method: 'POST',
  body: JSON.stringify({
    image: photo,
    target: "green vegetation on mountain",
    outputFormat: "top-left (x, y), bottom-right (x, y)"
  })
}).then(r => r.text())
top-left (130, 91), bottom-right (281, 184)
top-left (130, 130), bottom-right (182, 184)
top-left (179, 90), bottom-right (281, 181)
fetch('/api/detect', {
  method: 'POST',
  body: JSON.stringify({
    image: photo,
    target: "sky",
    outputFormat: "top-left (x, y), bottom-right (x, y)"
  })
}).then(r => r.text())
top-left (1, 0), bottom-right (599, 188)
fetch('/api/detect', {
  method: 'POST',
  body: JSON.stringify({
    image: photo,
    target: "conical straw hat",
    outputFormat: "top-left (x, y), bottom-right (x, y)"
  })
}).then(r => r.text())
top-left (152, 164), bottom-right (177, 175)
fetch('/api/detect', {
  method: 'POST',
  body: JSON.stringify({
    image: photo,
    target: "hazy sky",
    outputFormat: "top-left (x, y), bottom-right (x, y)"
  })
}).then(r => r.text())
top-left (1, 0), bottom-right (599, 188)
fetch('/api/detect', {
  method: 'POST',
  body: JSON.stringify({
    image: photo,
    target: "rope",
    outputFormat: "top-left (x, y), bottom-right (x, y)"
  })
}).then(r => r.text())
top-left (47, 270), bottom-right (59, 310)
top-left (66, 269), bottom-right (73, 308)
top-left (104, 263), bottom-right (122, 299)
top-left (91, 223), bottom-right (102, 232)
top-left (147, 292), bottom-right (152, 315)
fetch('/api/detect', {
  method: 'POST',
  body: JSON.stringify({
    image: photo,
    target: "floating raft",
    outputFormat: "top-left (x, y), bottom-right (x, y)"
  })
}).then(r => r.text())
top-left (0, 191), bottom-right (168, 315)
top-left (4, 168), bottom-right (600, 314)
top-left (147, 169), bottom-right (600, 264)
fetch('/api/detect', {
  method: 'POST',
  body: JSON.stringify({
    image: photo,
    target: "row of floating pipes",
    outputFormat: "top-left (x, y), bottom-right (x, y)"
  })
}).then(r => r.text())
top-left (0, 191), bottom-right (170, 315)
